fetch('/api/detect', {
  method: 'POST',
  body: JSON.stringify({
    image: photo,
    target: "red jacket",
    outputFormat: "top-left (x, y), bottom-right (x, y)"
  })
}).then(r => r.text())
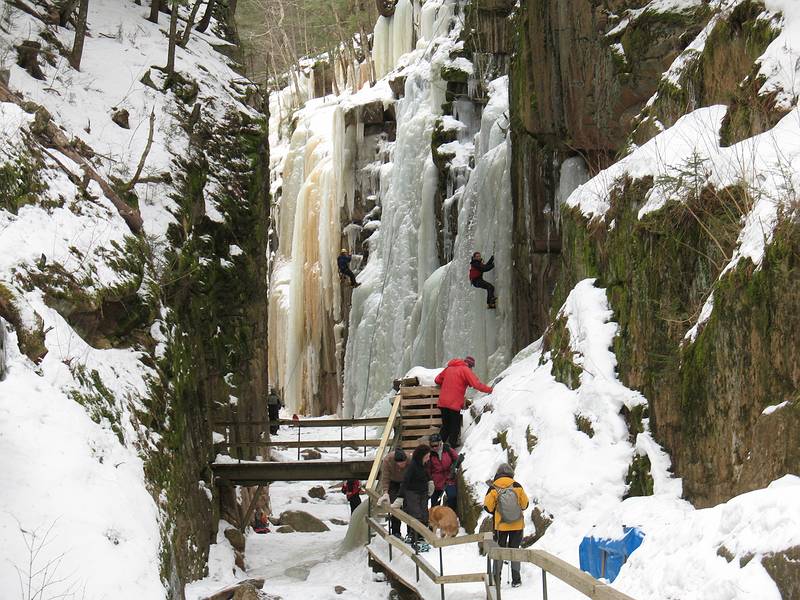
top-left (434, 359), bottom-right (492, 411)
top-left (427, 446), bottom-right (459, 490)
top-left (342, 480), bottom-right (362, 499)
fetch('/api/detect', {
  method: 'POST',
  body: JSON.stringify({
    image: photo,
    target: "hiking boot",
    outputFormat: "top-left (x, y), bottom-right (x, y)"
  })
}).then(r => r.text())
top-left (414, 541), bottom-right (431, 553)
top-left (511, 580), bottom-right (522, 588)
top-left (404, 534), bottom-right (414, 544)
top-left (487, 302), bottom-right (496, 309)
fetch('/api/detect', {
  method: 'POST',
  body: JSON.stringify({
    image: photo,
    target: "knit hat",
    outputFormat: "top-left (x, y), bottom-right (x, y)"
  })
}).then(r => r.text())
top-left (394, 448), bottom-right (407, 462)
top-left (464, 356), bottom-right (476, 368)
top-left (494, 462), bottom-right (514, 479)
top-left (429, 433), bottom-right (442, 444)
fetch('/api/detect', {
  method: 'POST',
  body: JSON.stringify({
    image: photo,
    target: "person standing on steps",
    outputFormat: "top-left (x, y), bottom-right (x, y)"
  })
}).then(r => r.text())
top-left (469, 251), bottom-right (496, 308)
top-left (337, 249), bottom-right (360, 287)
top-left (434, 355), bottom-right (493, 447)
top-left (427, 433), bottom-right (461, 510)
top-left (379, 448), bottom-right (409, 538)
top-left (483, 463), bottom-right (529, 588)
top-left (395, 444), bottom-right (434, 552)
top-left (342, 478), bottom-right (363, 513)
top-left (266, 387), bottom-right (283, 435)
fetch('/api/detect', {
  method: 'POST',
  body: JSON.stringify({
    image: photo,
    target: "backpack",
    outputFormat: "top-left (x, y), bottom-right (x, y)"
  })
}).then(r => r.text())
top-left (493, 484), bottom-right (522, 524)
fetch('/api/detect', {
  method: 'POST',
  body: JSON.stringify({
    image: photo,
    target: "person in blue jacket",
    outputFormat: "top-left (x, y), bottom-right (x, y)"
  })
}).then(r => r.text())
top-left (337, 249), bottom-right (360, 287)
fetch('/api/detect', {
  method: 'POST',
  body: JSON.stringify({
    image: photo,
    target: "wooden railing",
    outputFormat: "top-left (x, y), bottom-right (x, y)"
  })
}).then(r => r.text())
top-left (365, 488), bottom-right (491, 600)
top-left (214, 417), bottom-right (389, 460)
top-left (483, 541), bottom-right (636, 600)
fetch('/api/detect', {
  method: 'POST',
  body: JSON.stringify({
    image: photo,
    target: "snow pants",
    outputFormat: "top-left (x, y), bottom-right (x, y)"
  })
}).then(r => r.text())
top-left (339, 267), bottom-right (357, 286)
top-left (494, 529), bottom-right (523, 585)
top-left (439, 407), bottom-right (462, 447)
top-left (471, 277), bottom-right (495, 305)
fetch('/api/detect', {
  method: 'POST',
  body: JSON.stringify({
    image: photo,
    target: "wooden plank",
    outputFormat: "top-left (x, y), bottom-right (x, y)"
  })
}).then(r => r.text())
top-left (261, 439), bottom-right (385, 449)
top-left (367, 548), bottom-right (421, 599)
top-left (484, 547), bottom-right (638, 600)
top-left (436, 572), bottom-right (486, 584)
top-left (400, 398), bottom-right (439, 408)
top-left (410, 552), bottom-right (440, 582)
top-left (214, 417), bottom-right (386, 427)
top-left (433, 531), bottom-right (493, 548)
top-left (366, 394), bottom-right (401, 491)
top-left (401, 421), bottom-right (442, 430)
top-left (399, 386), bottom-right (439, 398)
top-left (400, 408), bottom-right (442, 417)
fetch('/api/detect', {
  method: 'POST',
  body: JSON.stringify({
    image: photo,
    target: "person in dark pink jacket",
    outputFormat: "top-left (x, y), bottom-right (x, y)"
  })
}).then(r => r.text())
top-left (434, 356), bottom-right (492, 446)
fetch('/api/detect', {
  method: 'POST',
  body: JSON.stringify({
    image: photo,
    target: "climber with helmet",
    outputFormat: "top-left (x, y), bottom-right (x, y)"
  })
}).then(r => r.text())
top-left (337, 249), bottom-right (360, 287)
top-left (469, 251), bottom-right (495, 308)
top-left (434, 356), bottom-right (493, 447)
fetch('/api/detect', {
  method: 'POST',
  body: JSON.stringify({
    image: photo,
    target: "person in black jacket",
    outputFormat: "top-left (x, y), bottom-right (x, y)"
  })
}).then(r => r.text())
top-left (337, 249), bottom-right (360, 287)
top-left (398, 444), bottom-right (433, 550)
top-left (469, 251), bottom-right (495, 308)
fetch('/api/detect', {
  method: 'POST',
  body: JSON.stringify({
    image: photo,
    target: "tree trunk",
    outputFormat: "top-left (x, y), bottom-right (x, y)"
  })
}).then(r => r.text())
top-left (165, 0), bottom-right (179, 80)
top-left (196, 0), bottom-right (216, 33)
top-left (179, 0), bottom-right (204, 47)
top-left (147, 0), bottom-right (159, 23)
top-left (58, 0), bottom-right (79, 26)
top-left (69, 0), bottom-right (90, 71)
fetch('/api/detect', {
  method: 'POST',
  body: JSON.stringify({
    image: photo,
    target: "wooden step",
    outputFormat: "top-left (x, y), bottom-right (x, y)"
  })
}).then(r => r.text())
top-left (401, 420), bottom-right (442, 430)
top-left (399, 386), bottom-right (439, 398)
top-left (400, 397), bottom-right (439, 407)
top-left (400, 408), bottom-right (441, 417)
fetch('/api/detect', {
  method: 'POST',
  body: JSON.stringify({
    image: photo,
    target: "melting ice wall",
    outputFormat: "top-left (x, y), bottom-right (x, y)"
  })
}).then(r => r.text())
top-left (270, 0), bottom-right (514, 416)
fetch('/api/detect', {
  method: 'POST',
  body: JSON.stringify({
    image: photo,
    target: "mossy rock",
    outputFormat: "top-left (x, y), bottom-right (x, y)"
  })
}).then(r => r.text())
top-left (0, 150), bottom-right (47, 214)
top-left (541, 315), bottom-right (582, 390)
top-left (0, 283), bottom-right (47, 362)
top-left (575, 414), bottom-right (595, 438)
top-left (624, 452), bottom-right (654, 498)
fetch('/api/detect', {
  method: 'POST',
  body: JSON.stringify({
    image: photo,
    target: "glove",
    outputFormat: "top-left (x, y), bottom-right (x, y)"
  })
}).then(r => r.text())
top-left (378, 493), bottom-right (390, 505)
top-left (391, 497), bottom-right (404, 508)
top-left (427, 480), bottom-right (435, 497)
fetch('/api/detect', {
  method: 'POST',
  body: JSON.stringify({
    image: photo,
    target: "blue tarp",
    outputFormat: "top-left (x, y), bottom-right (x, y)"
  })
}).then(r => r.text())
top-left (579, 527), bottom-right (645, 582)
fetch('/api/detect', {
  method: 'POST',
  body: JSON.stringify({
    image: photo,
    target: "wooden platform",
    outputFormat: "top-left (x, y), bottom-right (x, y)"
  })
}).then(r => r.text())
top-left (211, 459), bottom-right (374, 485)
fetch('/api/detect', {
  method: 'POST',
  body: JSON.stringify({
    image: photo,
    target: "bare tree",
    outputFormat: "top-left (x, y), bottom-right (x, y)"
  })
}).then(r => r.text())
top-left (68, 0), bottom-right (89, 70)
top-left (196, 0), bottom-right (216, 33)
top-left (165, 0), bottom-right (179, 80)
top-left (179, 0), bottom-right (204, 47)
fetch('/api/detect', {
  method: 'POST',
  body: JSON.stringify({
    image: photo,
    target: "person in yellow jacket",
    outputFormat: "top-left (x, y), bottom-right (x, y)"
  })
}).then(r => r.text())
top-left (483, 463), bottom-right (529, 588)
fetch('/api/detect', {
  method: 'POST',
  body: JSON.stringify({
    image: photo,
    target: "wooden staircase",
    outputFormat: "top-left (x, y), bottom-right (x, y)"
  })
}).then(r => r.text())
top-left (397, 385), bottom-right (441, 450)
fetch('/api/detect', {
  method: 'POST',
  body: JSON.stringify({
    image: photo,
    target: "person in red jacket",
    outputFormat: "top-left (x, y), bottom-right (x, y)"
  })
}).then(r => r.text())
top-left (342, 478), bottom-right (363, 513)
top-left (434, 356), bottom-right (493, 447)
top-left (427, 433), bottom-right (461, 510)
top-left (469, 251), bottom-right (495, 308)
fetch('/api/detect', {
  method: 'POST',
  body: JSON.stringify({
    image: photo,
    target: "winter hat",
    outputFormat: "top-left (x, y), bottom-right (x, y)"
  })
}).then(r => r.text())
top-left (429, 433), bottom-right (442, 444)
top-left (494, 462), bottom-right (514, 479)
top-left (340, 248), bottom-right (348, 253)
top-left (394, 448), bottom-right (407, 462)
top-left (464, 356), bottom-right (476, 368)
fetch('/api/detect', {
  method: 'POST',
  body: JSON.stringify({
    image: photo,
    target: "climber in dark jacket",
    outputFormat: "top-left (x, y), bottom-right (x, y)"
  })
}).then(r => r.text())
top-left (398, 444), bottom-right (433, 548)
top-left (266, 387), bottom-right (283, 435)
top-left (337, 249), bottom-right (360, 287)
top-left (469, 251), bottom-right (495, 308)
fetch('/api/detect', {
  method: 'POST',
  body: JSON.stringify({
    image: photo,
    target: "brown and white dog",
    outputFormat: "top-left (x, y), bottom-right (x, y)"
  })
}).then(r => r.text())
top-left (429, 505), bottom-right (459, 538)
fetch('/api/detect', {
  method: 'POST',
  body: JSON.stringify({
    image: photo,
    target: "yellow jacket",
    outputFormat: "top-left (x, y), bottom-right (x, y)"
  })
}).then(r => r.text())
top-left (482, 476), bottom-right (529, 531)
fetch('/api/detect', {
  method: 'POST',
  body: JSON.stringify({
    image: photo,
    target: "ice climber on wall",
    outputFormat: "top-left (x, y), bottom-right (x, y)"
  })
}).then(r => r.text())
top-left (434, 356), bottom-right (493, 447)
top-left (337, 249), bottom-right (360, 287)
top-left (469, 251), bottom-right (496, 308)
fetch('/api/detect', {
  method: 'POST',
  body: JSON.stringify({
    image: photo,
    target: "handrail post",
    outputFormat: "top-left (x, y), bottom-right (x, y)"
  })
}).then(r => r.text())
top-left (414, 535), bottom-right (420, 582)
top-left (363, 424), bottom-right (367, 457)
top-left (297, 421), bottom-right (301, 461)
top-left (541, 568), bottom-right (548, 600)
top-left (340, 423), bottom-right (343, 462)
top-left (439, 546), bottom-right (445, 600)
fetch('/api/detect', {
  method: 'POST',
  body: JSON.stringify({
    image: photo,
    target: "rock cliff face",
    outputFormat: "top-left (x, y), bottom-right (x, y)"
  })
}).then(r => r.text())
top-left (510, 0), bottom-right (710, 350)
top-left (516, 0), bottom-right (798, 508)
